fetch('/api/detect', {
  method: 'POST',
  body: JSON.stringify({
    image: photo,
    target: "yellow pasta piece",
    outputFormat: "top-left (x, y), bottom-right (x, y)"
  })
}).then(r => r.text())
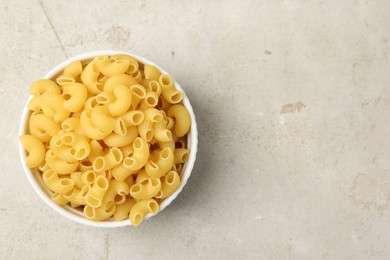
top-left (93, 147), bottom-right (123, 172)
top-left (130, 177), bottom-right (161, 200)
top-left (123, 137), bottom-right (149, 171)
top-left (129, 199), bottom-right (159, 227)
top-left (173, 148), bottom-right (189, 164)
top-left (19, 135), bottom-right (45, 168)
top-left (85, 175), bottom-right (109, 208)
top-left (167, 104), bottom-right (191, 137)
top-left (159, 74), bottom-right (183, 104)
top-left (104, 73), bottom-right (137, 92)
top-left (70, 172), bottom-right (84, 189)
top-left (79, 160), bottom-right (93, 171)
top-left (61, 117), bottom-right (83, 135)
top-left (101, 180), bottom-right (130, 206)
top-left (88, 140), bottom-right (104, 162)
top-left (96, 91), bottom-right (115, 104)
top-left (120, 110), bottom-right (144, 126)
top-left (63, 186), bottom-right (89, 205)
top-left (95, 55), bottom-right (130, 76)
top-left (138, 108), bottom-right (163, 141)
top-left (145, 80), bottom-right (161, 96)
top-left (157, 95), bottom-right (172, 111)
top-left (38, 160), bottom-right (50, 172)
top-left (145, 147), bottom-right (174, 178)
top-left (113, 197), bottom-right (136, 221)
top-left (83, 96), bottom-right (100, 110)
top-left (108, 84), bottom-right (132, 116)
top-left (81, 170), bottom-right (97, 185)
top-left (52, 192), bottom-right (69, 205)
top-left (42, 169), bottom-right (74, 194)
top-left (80, 110), bottom-right (110, 140)
top-left (139, 91), bottom-right (159, 110)
top-left (119, 144), bottom-right (133, 157)
top-left (103, 126), bottom-right (138, 147)
top-left (60, 131), bottom-right (91, 160)
top-left (29, 112), bottom-right (61, 142)
top-left (91, 105), bottom-right (115, 133)
top-left (29, 79), bottom-right (61, 96)
top-left (155, 171), bottom-right (181, 199)
top-left (50, 134), bottom-right (76, 163)
top-left (112, 54), bottom-right (139, 74)
top-left (130, 84), bottom-right (146, 109)
top-left (29, 93), bottom-right (70, 122)
top-left (135, 169), bottom-right (149, 184)
top-left (84, 203), bottom-right (116, 221)
top-left (153, 121), bottom-right (173, 142)
top-left (62, 83), bottom-right (88, 112)
top-left (45, 149), bottom-right (79, 175)
top-left (111, 163), bottom-right (137, 182)
top-left (113, 118), bottom-right (127, 136)
top-left (81, 60), bottom-right (103, 94)
top-left (144, 64), bottom-right (161, 81)
top-left (64, 61), bottom-right (83, 78)
top-left (132, 70), bottom-right (143, 83)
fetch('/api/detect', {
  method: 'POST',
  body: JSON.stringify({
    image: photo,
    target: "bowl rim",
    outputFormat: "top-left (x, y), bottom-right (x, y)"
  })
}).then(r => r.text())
top-left (18, 50), bottom-right (198, 227)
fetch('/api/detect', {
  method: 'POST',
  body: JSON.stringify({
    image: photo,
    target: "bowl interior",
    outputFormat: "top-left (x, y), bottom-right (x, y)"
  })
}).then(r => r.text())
top-left (19, 51), bottom-right (198, 227)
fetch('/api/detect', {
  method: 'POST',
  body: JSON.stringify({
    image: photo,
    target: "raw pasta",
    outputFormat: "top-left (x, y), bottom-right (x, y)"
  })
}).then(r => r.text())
top-left (19, 54), bottom-right (191, 226)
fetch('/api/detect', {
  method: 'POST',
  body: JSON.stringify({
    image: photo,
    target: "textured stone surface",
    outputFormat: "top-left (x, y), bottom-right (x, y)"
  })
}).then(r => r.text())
top-left (2, 0), bottom-right (390, 259)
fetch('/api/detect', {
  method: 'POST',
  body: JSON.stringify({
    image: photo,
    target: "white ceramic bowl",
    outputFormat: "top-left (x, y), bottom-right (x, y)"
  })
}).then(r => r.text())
top-left (18, 51), bottom-right (198, 227)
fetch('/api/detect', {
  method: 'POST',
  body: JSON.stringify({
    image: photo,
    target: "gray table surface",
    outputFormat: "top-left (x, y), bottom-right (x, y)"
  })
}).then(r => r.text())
top-left (2, 0), bottom-right (390, 259)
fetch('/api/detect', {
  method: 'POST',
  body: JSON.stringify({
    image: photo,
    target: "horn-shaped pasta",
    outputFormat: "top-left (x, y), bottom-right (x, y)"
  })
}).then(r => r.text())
top-left (96, 91), bottom-right (115, 104)
top-left (103, 126), bottom-right (138, 147)
top-left (129, 199), bottom-right (159, 227)
top-left (61, 117), bottom-right (84, 135)
top-left (95, 55), bottom-right (130, 77)
top-left (144, 64), bottom-right (161, 81)
top-left (80, 110), bottom-right (110, 140)
top-left (19, 135), bottom-right (45, 168)
top-left (29, 79), bottom-right (60, 96)
top-left (159, 75), bottom-right (183, 104)
top-left (91, 105), bottom-right (115, 133)
top-left (153, 121), bottom-right (173, 142)
top-left (130, 84), bottom-right (146, 109)
top-left (129, 177), bottom-right (161, 200)
top-left (85, 175), bottom-right (109, 208)
top-left (139, 91), bottom-right (159, 110)
top-left (45, 149), bottom-right (79, 174)
top-left (145, 80), bottom-right (161, 96)
top-left (104, 73), bottom-right (137, 92)
top-left (93, 147), bottom-right (123, 172)
top-left (28, 93), bottom-right (70, 122)
top-left (52, 192), bottom-right (68, 205)
top-left (173, 148), bottom-right (189, 164)
top-left (62, 83), bottom-right (88, 112)
top-left (155, 171), bottom-right (181, 199)
top-left (123, 137), bottom-right (149, 171)
top-left (113, 197), bottom-right (136, 221)
top-left (111, 163), bottom-right (137, 182)
top-left (120, 110), bottom-right (144, 126)
top-left (101, 180), bottom-right (130, 205)
top-left (29, 113), bottom-right (61, 142)
top-left (167, 104), bottom-right (191, 137)
top-left (42, 169), bottom-right (74, 193)
top-left (145, 148), bottom-right (174, 178)
top-left (81, 60), bottom-right (103, 94)
top-left (84, 203), bottom-right (116, 221)
top-left (108, 84), bottom-right (132, 116)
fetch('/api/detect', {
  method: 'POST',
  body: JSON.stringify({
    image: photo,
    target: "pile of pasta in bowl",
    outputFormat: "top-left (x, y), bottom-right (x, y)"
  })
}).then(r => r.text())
top-left (19, 53), bottom-right (192, 227)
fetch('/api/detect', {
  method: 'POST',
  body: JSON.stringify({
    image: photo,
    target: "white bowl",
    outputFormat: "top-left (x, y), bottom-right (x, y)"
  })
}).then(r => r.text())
top-left (18, 51), bottom-right (198, 227)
